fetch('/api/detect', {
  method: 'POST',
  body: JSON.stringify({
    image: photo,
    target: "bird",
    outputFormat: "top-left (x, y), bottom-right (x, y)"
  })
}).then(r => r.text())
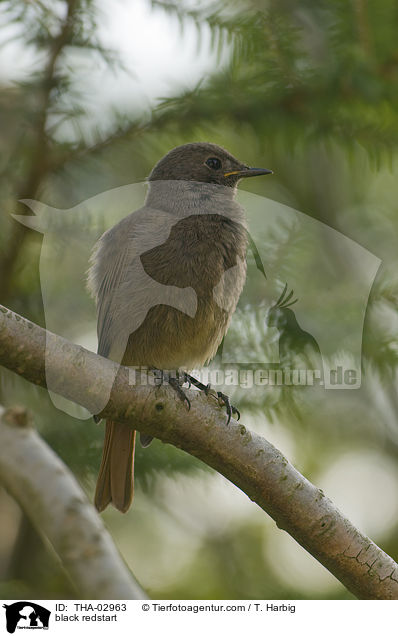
top-left (265, 284), bottom-right (322, 371)
top-left (87, 142), bottom-right (272, 513)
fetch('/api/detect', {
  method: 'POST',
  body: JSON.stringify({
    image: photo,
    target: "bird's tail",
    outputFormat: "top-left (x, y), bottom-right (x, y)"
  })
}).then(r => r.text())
top-left (94, 421), bottom-right (136, 513)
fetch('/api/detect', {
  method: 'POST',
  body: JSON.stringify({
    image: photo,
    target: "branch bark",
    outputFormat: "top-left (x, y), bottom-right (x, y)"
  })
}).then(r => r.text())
top-left (0, 405), bottom-right (146, 600)
top-left (0, 304), bottom-right (397, 600)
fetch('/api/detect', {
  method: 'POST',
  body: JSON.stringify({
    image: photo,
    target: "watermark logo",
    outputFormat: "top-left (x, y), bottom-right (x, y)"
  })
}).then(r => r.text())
top-left (13, 181), bottom-right (380, 417)
top-left (2, 602), bottom-right (51, 633)
top-left (128, 365), bottom-right (357, 388)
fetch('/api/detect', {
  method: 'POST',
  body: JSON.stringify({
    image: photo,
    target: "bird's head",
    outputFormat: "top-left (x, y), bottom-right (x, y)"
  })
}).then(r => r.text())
top-left (148, 142), bottom-right (272, 188)
top-left (265, 284), bottom-right (298, 330)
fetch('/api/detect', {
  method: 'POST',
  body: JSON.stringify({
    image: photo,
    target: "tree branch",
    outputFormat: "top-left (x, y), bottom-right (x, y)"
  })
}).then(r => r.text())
top-left (0, 405), bottom-right (146, 600)
top-left (0, 304), bottom-right (397, 599)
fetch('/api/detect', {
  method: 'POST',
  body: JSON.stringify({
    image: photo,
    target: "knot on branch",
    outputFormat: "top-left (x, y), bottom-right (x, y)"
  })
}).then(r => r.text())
top-left (4, 406), bottom-right (32, 429)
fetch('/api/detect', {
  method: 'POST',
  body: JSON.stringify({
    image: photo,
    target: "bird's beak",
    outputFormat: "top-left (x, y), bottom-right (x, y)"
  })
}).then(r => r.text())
top-left (223, 167), bottom-right (273, 178)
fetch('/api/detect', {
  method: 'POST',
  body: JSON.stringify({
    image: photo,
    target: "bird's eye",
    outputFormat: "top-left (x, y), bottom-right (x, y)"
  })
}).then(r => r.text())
top-left (205, 157), bottom-right (222, 170)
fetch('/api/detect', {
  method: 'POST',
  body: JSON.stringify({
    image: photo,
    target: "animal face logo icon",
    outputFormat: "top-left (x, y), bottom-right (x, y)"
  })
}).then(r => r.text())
top-left (2, 602), bottom-right (51, 633)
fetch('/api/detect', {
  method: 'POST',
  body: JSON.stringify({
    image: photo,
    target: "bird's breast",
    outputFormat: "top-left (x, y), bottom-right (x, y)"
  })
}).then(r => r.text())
top-left (140, 213), bottom-right (247, 291)
top-left (123, 214), bottom-right (248, 368)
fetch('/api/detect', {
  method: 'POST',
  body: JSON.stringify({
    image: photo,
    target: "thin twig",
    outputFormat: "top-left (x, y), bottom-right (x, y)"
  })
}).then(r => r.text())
top-left (0, 0), bottom-right (79, 301)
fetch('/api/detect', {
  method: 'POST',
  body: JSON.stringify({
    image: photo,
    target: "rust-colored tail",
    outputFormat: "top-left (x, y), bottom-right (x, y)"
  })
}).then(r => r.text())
top-left (95, 421), bottom-right (136, 513)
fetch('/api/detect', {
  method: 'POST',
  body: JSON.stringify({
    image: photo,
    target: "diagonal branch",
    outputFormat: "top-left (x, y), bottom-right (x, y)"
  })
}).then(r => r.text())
top-left (0, 405), bottom-right (146, 600)
top-left (0, 304), bottom-right (397, 600)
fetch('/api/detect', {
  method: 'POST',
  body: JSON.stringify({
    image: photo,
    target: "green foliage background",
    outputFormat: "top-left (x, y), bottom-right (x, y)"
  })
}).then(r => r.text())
top-left (0, 0), bottom-right (398, 600)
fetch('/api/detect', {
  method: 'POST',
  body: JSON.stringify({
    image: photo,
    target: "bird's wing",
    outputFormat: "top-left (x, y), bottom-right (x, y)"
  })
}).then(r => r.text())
top-left (87, 206), bottom-right (177, 360)
top-left (89, 222), bottom-right (131, 359)
top-left (96, 248), bottom-right (130, 359)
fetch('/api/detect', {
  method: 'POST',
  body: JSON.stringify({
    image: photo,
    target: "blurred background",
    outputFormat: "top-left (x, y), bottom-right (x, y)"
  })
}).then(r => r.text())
top-left (1, 0), bottom-right (398, 600)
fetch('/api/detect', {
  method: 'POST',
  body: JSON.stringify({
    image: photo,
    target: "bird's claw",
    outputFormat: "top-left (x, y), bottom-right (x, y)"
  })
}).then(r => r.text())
top-left (151, 371), bottom-right (239, 421)
top-left (180, 371), bottom-right (191, 389)
top-left (169, 376), bottom-right (191, 411)
top-left (151, 368), bottom-right (191, 410)
top-left (184, 374), bottom-right (240, 424)
top-left (204, 383), bottom-right (218, 400)
top-left (216, 391), bottom-right (240, 425)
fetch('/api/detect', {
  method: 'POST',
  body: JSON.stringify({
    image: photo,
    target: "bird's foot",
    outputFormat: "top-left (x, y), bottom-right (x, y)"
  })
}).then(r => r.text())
top-left (169, 375), bottom-right (191, 411)
top-left (215, 391), bottom-right (240, 425)
top-left (185, 374), bottom-right (240, 425)
top-left (150, 370), bottom-right (240, 423)
top-left (151, 369), bottom-right (191, 411)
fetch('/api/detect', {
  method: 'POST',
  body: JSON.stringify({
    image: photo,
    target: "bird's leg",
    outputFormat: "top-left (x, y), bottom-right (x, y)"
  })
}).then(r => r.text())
top-left (169, 372), bottom-right (191, 411)
top-left (150, 368), bottom-right (191, 410)
top-left (184, 373), bottom-right (240, 425)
